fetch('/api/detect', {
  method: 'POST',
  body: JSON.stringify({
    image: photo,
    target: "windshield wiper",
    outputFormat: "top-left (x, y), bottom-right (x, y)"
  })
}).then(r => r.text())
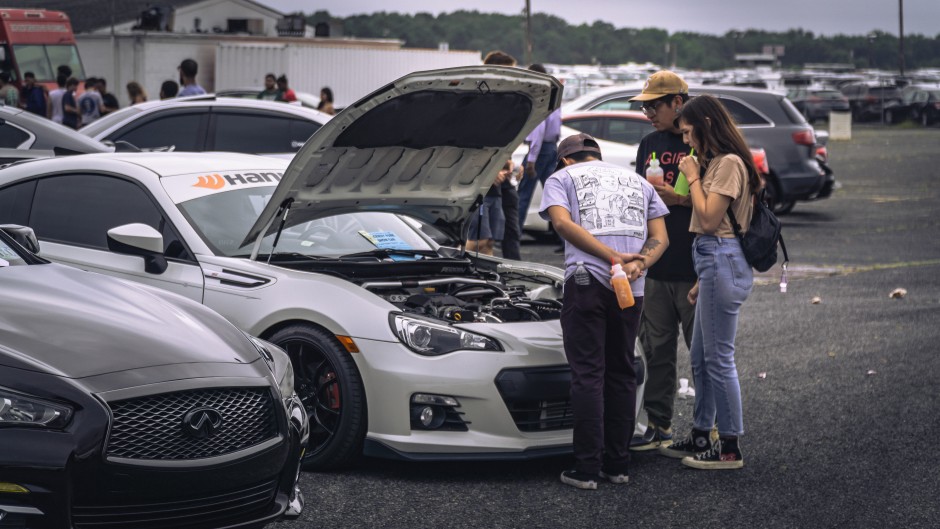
top-left (338, 248), bottom-right (440, 260)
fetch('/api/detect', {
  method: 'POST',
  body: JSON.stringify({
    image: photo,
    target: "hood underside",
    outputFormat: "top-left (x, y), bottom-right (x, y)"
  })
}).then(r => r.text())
top-left (242, 66), bottom-right (562, 248)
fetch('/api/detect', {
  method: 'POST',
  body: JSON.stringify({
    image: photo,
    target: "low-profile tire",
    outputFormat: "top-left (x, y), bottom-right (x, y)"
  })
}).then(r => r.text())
top-left (764, 177), bottom-right (795, 215)
top-left (268, 323), bottom-right (367, 470)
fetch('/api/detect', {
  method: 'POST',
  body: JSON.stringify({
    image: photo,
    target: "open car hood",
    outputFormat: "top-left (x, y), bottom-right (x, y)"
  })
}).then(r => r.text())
top-left (241, 66), bottom-right (562, 249)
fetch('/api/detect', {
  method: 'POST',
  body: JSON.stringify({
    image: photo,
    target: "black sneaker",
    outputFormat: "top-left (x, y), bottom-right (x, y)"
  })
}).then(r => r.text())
top-left (560, 470), bottom-right (598, 490)
top-left (658, 428), bottom-right (712, 459)
top-left (630, 424), bottom-right (673, 452)
top-left (682, 438), bottom-right (744, 470)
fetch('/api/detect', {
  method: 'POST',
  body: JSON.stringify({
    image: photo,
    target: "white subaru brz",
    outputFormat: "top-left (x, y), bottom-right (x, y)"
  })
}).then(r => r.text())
top-left (0, 66), bottom-right (647, 468)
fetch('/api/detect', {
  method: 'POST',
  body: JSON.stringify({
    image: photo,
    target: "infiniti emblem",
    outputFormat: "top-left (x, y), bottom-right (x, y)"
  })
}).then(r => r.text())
top-left (181, 407), bottom-right (223, 439)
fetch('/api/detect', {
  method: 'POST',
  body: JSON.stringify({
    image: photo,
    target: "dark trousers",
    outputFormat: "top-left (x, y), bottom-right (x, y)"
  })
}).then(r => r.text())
top-left (561, 274), bottom-right (642, 474)
top-left (500, 184), bottom-right (521, 260)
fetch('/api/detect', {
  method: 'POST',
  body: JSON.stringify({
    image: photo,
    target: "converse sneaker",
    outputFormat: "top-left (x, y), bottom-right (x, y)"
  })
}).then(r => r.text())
top-left (560, 470), bottom-right (598, 490)
top-left (682, 437), bottom-right (744, 470)
top-left (658, 428), bottom-right (712, 459)
top-left (630, 424), bottom-right (673, 452)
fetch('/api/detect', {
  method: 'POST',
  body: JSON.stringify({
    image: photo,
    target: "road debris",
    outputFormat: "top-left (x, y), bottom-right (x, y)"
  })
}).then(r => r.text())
top-left (889, 288), bottom-right (907, 299)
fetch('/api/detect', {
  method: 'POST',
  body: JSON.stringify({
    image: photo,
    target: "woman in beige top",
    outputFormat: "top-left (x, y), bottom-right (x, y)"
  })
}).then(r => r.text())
top-left (658, 95), bottom-right (763, 470)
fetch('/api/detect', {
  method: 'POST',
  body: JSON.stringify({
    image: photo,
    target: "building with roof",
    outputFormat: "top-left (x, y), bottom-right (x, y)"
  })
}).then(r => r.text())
top-left (1, 0), bottom-right (478, 107)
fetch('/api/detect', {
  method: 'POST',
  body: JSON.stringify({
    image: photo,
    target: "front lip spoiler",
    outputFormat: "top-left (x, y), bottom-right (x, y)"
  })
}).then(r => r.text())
top-left (363, 439), bottom-right (572, 462)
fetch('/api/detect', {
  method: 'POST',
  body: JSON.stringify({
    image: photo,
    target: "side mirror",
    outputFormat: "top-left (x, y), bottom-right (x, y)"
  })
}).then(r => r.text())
top-left (107, 223), bottom-right (168, 274)
top-left (0, 224), bottom-right (40, 253)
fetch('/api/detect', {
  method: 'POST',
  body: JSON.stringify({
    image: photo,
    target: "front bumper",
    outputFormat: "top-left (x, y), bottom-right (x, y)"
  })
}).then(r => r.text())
top-left (352, 321), bottom-right (575, 458)
top-left (0, 382), bottom-right (308, 529)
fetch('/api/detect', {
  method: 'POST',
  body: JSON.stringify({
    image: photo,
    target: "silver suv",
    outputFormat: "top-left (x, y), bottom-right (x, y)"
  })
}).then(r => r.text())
top-left (564, 85), bottom-right (834, 214)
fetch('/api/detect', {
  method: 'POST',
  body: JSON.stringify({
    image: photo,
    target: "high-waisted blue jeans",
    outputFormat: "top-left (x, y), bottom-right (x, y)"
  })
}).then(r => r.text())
top-left (690, 235), bottom-right (752, 437)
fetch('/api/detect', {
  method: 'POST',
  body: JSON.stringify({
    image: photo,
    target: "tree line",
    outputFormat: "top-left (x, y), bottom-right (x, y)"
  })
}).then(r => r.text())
top-left (306, 10), bottom-right (940, 70)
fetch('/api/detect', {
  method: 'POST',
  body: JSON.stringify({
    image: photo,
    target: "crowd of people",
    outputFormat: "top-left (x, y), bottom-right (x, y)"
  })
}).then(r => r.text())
top-left (0, 57), bottom-right (335, 130)
top-left (466, 56), bottom-right (756, 489)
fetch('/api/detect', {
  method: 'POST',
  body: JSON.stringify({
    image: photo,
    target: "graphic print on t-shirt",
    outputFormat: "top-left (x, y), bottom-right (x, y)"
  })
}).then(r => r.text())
top-left (568, 165), bottom-right (646, 239)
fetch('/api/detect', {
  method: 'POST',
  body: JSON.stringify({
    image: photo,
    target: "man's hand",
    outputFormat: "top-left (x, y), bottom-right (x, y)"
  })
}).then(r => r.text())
top-left (611, 252), bottom-right (646, 281)
top-left (653, 183), bottom-right (685, 206)
top-left (525, 162), bottom-right (536, 179)
top-left (687, 281), bottom-right (699, 305)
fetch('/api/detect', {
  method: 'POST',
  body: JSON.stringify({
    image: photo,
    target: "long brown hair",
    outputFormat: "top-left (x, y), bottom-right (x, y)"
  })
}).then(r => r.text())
top-left (677, 94), bottom-right (762, 194)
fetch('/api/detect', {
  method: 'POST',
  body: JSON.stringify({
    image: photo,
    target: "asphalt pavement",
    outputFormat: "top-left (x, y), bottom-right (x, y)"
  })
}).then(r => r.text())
top-left (283, 126), bottom-right (940, 529)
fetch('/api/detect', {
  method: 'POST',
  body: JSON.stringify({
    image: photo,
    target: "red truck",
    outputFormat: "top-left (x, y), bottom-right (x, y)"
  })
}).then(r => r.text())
top-left (0, 8), bottom-right (85, 90)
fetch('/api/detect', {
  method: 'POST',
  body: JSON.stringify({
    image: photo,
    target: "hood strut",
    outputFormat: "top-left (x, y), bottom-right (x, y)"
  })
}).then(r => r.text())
top-left (266, 198), bottom-right (294, 264)
top-left (249, 198), bottom-right (293, 262)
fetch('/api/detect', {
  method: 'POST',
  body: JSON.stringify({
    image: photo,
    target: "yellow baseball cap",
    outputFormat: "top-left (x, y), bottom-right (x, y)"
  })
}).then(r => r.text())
top-left (629, 70), bottom-right (689, 102)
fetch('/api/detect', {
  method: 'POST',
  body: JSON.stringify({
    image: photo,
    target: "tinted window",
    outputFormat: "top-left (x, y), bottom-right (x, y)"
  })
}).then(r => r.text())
top-left (29, 174), bottom-right (190, 259)
top-left (563, 117), bottom-right (604, 138)
top-left (606, 118), bottom-right (649, 145)
top-left (213, 112), bottom-right (318, 153)
top-left (594, 97), bottom-right (642, 111)
top-left (113, 113), bottom-right (203, 151)
top-left (719, 99), bottom-right (769, 125)
top-left (0, 123), bottom-right (30, 148)
top-left (0, 180), bottom-right (36, 225)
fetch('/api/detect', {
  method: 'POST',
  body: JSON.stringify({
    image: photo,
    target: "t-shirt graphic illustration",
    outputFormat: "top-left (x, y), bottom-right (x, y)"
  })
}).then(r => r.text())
top-left (568, 164), bottom-right (647, 240)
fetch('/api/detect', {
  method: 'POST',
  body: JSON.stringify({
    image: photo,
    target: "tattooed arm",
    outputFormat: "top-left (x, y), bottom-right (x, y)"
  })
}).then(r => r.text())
top-left (623, 217), bottom-right (669, 281)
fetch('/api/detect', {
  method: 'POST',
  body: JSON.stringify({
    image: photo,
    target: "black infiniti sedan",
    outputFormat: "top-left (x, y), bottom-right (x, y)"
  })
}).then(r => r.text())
top-left (0, 226), bottom-right (308, 529)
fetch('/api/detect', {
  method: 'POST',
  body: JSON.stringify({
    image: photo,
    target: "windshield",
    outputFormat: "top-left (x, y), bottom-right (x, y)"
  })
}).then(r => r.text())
top-left (176, 186), bottom-right (437, 258)
top-left (0, 238), bottom-right (28, 267)
top-left (12, 45), bottom-right (85, 82)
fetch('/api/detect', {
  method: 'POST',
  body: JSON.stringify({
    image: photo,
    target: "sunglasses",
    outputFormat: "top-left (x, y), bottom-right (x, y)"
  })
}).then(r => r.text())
top-left (641, 97), bottom-right (674, 116)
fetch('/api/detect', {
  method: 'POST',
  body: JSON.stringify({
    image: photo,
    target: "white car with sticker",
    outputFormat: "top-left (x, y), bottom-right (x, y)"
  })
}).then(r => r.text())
top-left (0, 66), bottom-right (648, 469)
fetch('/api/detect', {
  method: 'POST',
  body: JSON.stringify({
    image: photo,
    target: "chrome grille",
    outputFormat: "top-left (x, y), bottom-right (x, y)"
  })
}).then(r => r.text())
top-left (106, 387), bottom-right (278, 460)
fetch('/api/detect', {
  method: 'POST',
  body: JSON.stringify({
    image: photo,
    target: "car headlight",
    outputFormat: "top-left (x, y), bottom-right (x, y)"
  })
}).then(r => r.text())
top-left (246, 334), bottom-right (295, 399)
top-left (0, 386), bottom-right (73, 429)
top-left (390, 314), bottom-right (502, 356)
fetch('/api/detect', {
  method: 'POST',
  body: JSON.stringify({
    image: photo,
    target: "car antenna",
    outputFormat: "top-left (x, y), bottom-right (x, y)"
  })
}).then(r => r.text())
top-left (266, 197), bottom-right (294, 265)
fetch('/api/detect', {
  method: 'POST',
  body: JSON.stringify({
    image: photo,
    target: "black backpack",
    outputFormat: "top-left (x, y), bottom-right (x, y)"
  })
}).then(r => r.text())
top-left (727, 190), bottom-right (789, 273)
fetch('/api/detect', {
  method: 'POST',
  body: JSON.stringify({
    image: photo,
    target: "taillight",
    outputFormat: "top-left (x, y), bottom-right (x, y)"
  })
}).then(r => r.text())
top-left (816, 146), bottom-right (828, 163)
top-left (792, 129), bottom-right (816, 146)
top-left (750, 148), bottom-right (769, 175)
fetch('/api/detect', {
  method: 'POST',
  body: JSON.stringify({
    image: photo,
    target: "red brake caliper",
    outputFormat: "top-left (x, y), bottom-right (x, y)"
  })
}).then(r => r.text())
top-left (323, 372), bottom-right (341, 409)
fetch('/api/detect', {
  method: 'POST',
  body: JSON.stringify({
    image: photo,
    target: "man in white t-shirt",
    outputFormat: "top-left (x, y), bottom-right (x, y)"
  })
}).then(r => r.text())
top-left (49, 74), bottom-right (67, 123)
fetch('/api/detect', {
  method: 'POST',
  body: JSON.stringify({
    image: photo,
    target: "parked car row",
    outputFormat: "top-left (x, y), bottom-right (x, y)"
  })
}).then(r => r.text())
top-left (0, 66), bottom-right (657, 527)
top-left (799, 80), bottom-right (940, 126)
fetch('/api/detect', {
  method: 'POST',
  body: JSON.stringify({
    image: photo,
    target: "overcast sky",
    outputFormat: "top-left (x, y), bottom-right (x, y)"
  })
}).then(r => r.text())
top-left (257, 0), bottom-right (938, 37)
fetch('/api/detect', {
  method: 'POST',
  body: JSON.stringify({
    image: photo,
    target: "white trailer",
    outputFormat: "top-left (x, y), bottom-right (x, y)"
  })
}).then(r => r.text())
top-left (76, 33), bottom-right (479, 107)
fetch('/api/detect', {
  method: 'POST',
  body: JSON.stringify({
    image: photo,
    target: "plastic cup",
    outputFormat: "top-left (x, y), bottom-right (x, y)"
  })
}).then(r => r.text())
top-left (674, 172), bottom-right (690, 196)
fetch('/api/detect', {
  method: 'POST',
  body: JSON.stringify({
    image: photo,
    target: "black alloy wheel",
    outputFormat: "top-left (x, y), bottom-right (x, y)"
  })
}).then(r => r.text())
top-left (268, 324), bottom-right (367, 470)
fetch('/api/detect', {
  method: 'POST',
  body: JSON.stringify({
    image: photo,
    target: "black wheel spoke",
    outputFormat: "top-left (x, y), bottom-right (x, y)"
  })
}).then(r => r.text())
top-left (271, 325), bottom-right (365, 469)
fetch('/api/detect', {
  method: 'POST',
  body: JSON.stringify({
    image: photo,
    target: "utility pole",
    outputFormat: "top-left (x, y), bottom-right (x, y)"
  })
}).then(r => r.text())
top-left (524, 0), bottom-right (532, 66)
top-left (898, 0), bottom-right (905, 76)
